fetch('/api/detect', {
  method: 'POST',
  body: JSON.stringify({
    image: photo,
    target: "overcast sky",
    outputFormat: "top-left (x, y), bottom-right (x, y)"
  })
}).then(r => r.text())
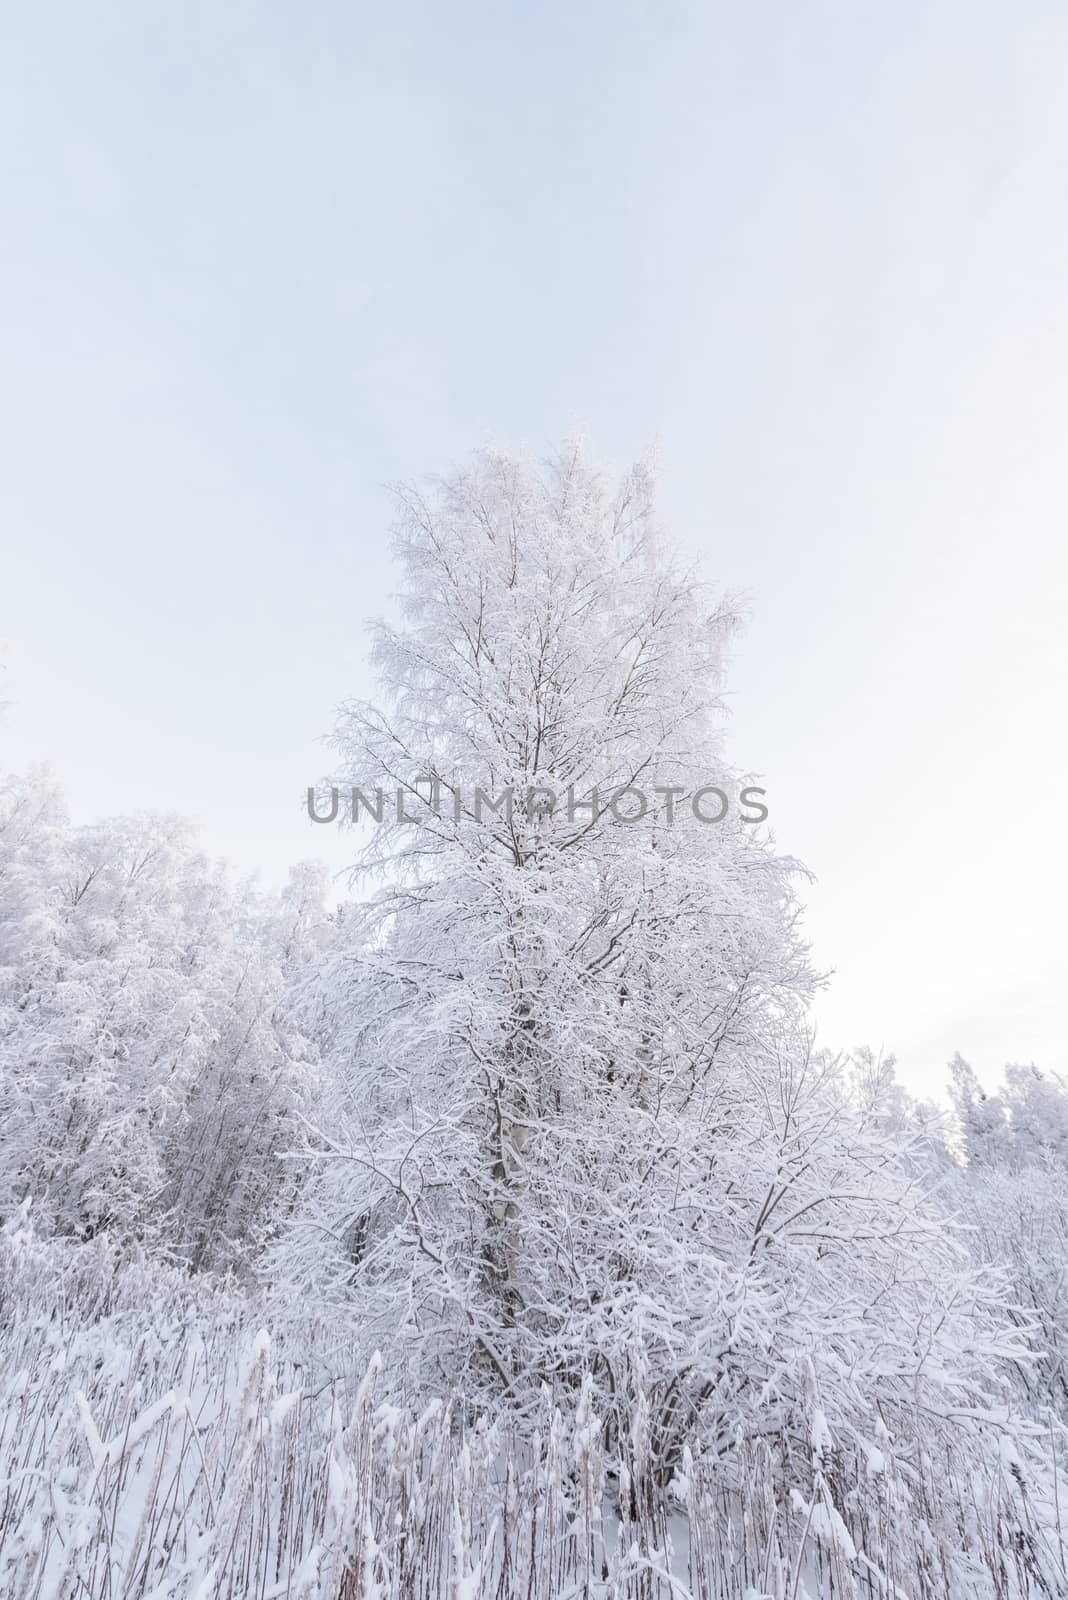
top-left (2, 1), bottom-right (1066, 1094)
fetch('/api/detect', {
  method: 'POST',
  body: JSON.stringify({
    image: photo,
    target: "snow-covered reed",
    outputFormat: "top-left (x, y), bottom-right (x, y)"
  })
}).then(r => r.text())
top-left (1, 1216), bottom-right (1065, 1600)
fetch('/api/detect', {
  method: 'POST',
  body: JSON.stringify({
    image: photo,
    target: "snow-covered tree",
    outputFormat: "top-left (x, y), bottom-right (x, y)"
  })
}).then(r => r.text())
top-left (948, 1052), bottom-right (1010, 1168)
top-left (280, 444), bottom-right (1032, 1497)
top-left (948, 1056), bottom-right (1068, 1418)
top-left (0, 768), bottom-right (329, 1269)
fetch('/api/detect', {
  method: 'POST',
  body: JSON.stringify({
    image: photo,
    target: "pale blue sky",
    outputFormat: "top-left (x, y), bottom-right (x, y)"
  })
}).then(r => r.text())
top-left (2, 1), bottom-right (1066, 1091)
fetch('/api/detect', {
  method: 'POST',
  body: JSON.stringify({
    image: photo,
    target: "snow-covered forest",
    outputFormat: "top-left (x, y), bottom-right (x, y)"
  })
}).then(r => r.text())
top-left (2, 446), bottom-right (1067, 1598)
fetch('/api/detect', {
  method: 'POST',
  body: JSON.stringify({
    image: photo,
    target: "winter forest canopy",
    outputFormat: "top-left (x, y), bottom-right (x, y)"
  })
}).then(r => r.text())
top-left (2, 444), bottom-right (1067, 1598)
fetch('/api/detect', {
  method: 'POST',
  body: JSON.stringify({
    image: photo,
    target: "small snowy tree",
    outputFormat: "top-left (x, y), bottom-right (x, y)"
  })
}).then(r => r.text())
top-left (948, 1052), bottom-right (1010, 1168)
top-left (950, 1056), bottom-right (1068, 1417)
top-left (0, 769), bottom-right (329, 1268)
